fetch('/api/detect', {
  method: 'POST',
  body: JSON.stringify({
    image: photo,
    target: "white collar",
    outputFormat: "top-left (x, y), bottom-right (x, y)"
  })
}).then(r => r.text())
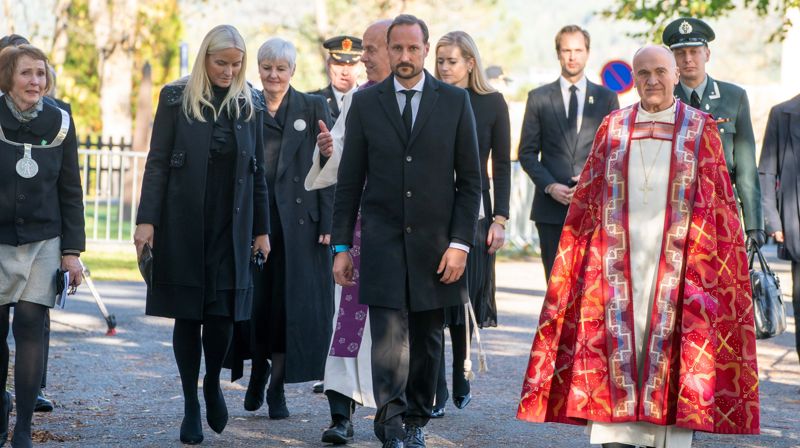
top-left (332, 85), bottom-right (355, 98)
top-left (394, 72), bottom-right (426, 93)
top-left (559, 75), bottom-right (587, 92)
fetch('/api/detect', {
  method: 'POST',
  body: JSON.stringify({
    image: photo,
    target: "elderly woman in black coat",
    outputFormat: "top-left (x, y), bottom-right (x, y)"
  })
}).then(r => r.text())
top-left (242, 37), bottom-right (334, 420)
top-left (0, 44), bottom-right (84, 448)
top-left (133, 25), bottom-right (270, 444)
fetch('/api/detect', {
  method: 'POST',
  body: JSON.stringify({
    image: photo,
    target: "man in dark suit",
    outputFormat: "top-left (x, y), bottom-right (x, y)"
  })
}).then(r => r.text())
top-left (309, 35), bottom-right (363, 122)
top-left (331, 14), bottom-right (481, 448)
top-left (664, 18), bottom-right (765, 248)
top-left (518, 25), bottom-right (619, 281)
top-left (758, 94), bottom-right (800, 364)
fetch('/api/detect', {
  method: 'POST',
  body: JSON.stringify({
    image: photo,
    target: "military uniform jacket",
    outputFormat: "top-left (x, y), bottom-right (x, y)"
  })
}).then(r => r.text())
top-left (308, 84), bottom-right (341, 122)
top-left (136, 82), bottom-right (269, 320)
top-left (0, 99), bottom-right (85, 252)
top-left (332, 72), bottom-right (482, 312)
top-left (675, 75), bottom-right (763, 231)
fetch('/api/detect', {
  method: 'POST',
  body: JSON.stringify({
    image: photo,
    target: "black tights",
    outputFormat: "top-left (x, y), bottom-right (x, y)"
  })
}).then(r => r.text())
top-left (434, 323), bottom-right (472, 407)
top-left (0, 301), bottom-right (48, 447)
top-left (172, 316), bottom-right (233, 417)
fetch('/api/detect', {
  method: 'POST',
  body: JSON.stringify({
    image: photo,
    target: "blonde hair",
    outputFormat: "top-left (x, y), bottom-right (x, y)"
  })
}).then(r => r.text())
top-left (182, 25), bottom-right (253, 122)
top-left (434, 31), bottom-right (495, 95)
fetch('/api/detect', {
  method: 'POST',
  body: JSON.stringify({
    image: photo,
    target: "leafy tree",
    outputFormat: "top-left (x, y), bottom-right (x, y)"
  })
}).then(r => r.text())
top-left (603, 0), bottom-right (799, 42)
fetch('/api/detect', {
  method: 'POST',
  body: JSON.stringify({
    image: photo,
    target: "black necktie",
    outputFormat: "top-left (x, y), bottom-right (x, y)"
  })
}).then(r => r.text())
top-left (567, 85), bottom-right (578, 135)
top-left (401, 89), bottom-right (415, 135)
top-left (690, 90), bottom-right (701, 109)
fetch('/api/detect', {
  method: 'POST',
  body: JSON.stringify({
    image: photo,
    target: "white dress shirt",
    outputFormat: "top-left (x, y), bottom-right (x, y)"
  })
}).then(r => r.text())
top-left (391, 73), bottom-right (469, 254)
top-left (332, 86), bottom-right (355, 112)
top-left (559, 75), bottom-right (587, 133)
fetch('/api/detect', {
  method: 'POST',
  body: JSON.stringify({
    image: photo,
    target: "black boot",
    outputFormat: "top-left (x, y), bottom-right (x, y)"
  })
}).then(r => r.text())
top-left (33, 390), bottom-right (53, 413)
top-left (266, 388), bottom-right (289, 419)
top-left (0, 391), bottom-right (12, 447)
top-left (244, 362), bottom-right (270, 411)
top-left (179, 402), bottom-right (203, 445)
top-left (321, 415), bottom-right (354, 444)
top-left (203, 376), bottom-right (228, 434)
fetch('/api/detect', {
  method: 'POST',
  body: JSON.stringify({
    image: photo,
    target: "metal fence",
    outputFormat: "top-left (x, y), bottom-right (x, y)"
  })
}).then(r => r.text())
top-left (79, 137), bottom-right (147, 242)
top-left (79, 140), bottom-right (538, 248)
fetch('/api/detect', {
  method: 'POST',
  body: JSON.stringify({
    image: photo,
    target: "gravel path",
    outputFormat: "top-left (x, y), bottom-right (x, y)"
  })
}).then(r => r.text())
top-left (12, 251), bottom-right (799, 447)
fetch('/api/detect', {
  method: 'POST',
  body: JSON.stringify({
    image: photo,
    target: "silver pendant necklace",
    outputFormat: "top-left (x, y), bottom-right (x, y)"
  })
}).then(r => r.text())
top-left (15, 143), bottom-right (38, 178)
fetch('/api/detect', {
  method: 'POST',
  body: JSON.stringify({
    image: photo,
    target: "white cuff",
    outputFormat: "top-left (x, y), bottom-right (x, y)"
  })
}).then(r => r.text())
top-left (449, 242), bottom-right (470, 253)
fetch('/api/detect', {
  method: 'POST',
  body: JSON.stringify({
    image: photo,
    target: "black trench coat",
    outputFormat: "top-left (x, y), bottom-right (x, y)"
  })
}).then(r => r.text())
top-left (250, 87), bottom-right (335, 383)
top-left (137, 82), bottom-right (269, 321)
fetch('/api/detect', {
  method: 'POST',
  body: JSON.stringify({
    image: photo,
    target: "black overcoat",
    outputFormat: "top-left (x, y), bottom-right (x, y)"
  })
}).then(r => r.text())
top-left (332, 72), bottom-right (482, 312)
top-left (137, 82), bottom-right (269, 321)
top-left (759, 94), bottom-right (800, 259)
top-left (308, 84), bottom-right (341, 122)
top-left (258, 87), bottom-right (335, 382)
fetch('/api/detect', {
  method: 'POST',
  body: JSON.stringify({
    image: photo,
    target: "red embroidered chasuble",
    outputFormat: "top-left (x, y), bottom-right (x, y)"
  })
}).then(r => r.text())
top-left (517, 101), bottom-right (759, 435)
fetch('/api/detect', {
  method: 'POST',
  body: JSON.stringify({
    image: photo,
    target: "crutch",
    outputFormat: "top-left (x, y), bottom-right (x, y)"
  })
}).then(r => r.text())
top-left (79, 260), bottom-right (118, 336)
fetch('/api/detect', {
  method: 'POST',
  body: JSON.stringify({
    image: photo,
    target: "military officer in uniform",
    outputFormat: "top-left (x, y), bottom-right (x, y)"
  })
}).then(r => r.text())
top-left (663, 18), bottom-right (766, 247)
top-left (309, 35), bottom-right (363, 122)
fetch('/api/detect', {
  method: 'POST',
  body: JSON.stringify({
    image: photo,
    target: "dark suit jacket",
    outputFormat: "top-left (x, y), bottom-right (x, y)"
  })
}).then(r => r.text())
top-left (308, 84), bottom-right (341, 122)
top-left (675, 75), bottom-right (762, 231)
top-left (518, 79), bottom-right (619, 224)
top-left (759, 94), bottom-right (800, 260)
top-left (332, 71), bottom-right (482, 311)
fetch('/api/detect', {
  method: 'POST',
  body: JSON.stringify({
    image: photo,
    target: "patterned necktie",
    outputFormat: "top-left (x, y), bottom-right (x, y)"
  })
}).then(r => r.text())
top-left (401, 90), bottom-right (416, 135)
top-left (690, 90), bottom-right (701, 109)
top-left (567, 85), bottom-right (578, 134)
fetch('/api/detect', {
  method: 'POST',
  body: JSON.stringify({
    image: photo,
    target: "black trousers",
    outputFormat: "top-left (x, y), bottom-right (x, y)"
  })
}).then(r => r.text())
top-left (790, 262), bottom-right (800, 363)
top-left (536, 222), bottom-right (563, 282)
top-left (369, 304), bottom-right (444, 442)
top-left (326, 390), bottom-right (356, 420)
top-left (42, 310), bottom-right (49, 389)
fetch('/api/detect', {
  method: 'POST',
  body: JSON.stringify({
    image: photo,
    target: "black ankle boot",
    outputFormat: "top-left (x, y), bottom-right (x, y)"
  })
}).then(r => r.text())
top-left (203, 376), bottom-right (228, 434)
top-left (244, 363), bottom-right (270, 412)
top-left (266, 388), bottom-right (289, 419)
top-left (180, 402), bottom-right (203, 445)
top-left (0, 391), bottom-right (12, 447)
top-left (452, 374), bottom-right (471, 409)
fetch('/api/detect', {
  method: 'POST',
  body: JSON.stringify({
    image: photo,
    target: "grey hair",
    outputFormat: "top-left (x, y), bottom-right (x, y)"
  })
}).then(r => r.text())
top-left (257, 37), bottom-right (297, 68)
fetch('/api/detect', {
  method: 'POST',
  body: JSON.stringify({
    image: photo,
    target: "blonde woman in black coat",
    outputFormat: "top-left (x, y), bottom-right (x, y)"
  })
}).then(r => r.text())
top-left (133, 25), bottom-right (270, 444)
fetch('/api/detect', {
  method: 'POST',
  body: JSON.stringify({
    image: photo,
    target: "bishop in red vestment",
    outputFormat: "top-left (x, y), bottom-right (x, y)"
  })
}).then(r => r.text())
top-left (517, 45), bottom-right (759, 447)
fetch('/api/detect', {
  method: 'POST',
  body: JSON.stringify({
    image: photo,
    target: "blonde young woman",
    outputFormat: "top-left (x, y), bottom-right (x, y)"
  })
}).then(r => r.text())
top-left (133, 25), bottom-right (270, 444)
top-left (432, 31), bottom-right (511, 416)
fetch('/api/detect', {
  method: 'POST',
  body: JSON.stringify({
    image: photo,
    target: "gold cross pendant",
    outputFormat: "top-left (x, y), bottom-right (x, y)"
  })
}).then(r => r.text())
top-left (639, 183), bottom-right (653, 204)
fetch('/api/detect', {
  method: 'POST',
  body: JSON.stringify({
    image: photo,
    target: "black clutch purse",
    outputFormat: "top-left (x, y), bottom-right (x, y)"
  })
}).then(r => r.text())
top-left (748, 245), bottom-right (787, 339)
top-left (138, 243), bottom-right (153, 286)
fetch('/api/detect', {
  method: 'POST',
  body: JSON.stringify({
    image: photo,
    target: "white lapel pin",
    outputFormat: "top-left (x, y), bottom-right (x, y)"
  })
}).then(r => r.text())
top-left (588, 96), bottom-right (594, 105)
top-left (294, 119), bottom-right (307, 131)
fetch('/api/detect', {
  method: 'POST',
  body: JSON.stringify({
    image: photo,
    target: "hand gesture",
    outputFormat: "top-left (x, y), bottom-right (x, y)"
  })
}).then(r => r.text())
top-left (333, 252), bottom-right (355, 286)
top-left (317, 121), bottom-right (334, 158)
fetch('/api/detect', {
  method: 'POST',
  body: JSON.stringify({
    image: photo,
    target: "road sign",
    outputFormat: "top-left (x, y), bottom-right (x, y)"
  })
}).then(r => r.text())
top-left (600, 60), bottom-right (634, 94)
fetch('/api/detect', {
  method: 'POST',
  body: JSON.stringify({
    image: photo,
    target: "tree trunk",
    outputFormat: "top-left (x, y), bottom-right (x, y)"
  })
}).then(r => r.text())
top-left (50, 0), bottom-right (72, 70)
top-left (89, 0), bottom-right (137, 141)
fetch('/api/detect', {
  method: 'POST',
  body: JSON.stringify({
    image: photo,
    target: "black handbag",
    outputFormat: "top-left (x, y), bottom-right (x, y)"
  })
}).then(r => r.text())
top-left (748, 245), bottom-right (787, 339)
top-left (138, 243), bottom-right (153, 286)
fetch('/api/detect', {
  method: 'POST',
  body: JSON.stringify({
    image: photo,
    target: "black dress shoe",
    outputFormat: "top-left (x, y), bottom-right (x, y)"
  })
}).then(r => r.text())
top-left (0, 391), bottom-right (12, 447)
top-left (321, 417), bottom-right (353, 444)
top-left (34, 390), bottom-right (53, 413)
top-left (312, 381), bottom-right (324, 393)
top-left (382, 438), bottom-right (404, 448)
top-left (430, 405), bottom-right (445, 418)
top-left (203, 377), bottom-right (228, 434)
top-left (403, 425), bottom-right (425, 448)
top-left (266, 389), bottom-right (290, 419)
top-left (453, 392), bottom-right (471, 409)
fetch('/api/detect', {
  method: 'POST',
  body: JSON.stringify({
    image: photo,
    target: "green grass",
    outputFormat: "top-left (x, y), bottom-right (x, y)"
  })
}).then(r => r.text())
top-left (84, 202), bottom-right (134, 242)
top-left (81, 243), bottom-right (141, 282)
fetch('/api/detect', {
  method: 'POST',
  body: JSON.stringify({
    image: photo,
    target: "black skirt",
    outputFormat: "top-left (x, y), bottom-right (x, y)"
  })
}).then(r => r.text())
top-left (250, 203), bottom-right (287, 354)
top-left (444, 209), bottom-right (498, 328)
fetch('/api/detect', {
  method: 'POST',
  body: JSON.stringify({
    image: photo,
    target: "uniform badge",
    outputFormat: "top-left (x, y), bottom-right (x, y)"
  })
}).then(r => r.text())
top-left (294, 119), bottom-right (307, 131)
top-left (342, 38), bottom-right (353, 52)
top-left (679, 20), bottom-right (693, 35)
